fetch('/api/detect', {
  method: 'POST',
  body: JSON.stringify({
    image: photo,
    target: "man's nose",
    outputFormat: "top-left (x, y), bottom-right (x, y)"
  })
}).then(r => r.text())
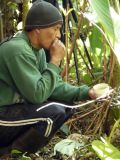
top-left (56, 30), bottom-right (61, 39)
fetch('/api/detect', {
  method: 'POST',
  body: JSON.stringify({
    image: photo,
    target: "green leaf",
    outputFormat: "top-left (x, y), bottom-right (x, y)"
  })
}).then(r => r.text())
top-left (11, 149), bottom-right (22, 154)
top-left (54, 139), bottom-right (84, 156)
top-left (110, 8), bottom-right (120, 59)
top-left (61, 7), bottom-right (73, 16)
top-left (88, 0), bottom-right (120, 62)
top-left (88, 0), bottom-right (115, 40)
top-left (60, 124), bottom-right (70, 135)
top-left (92, 138), bottom-right (120, 160)
top-left (83, 74), bottom-right (92, 84)
top-left (11, 149), bottom-right (31, 160)
top-left (89, 24), bottom-right (103, 54)
top-left (110, 8), bottom-right (120, 43)
top-left (18, 155), bottom-right (31, 160)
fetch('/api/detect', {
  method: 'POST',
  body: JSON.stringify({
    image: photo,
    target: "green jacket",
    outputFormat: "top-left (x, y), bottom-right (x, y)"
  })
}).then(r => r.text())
top-left (0, 31), bottom-right (90, 106)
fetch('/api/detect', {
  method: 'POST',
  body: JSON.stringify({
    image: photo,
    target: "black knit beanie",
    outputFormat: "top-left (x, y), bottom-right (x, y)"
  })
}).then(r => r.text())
top-left (25, 0), bottom-right (63, 30)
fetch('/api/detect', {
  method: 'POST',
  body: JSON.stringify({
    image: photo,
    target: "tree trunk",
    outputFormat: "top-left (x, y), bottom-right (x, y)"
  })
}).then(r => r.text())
top-left (109, 53), bottom-right (120, 87)
top-left (22, 0), bottom-right (29, 28)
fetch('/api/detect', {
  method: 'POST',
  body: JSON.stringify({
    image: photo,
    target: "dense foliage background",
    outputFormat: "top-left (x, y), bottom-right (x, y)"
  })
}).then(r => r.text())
top-left (0, 0), bottom-right (120, 159)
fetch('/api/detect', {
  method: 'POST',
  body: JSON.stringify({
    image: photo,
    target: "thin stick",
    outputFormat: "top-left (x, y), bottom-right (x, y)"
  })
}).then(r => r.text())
top-left (85, 106), bottom-right (103, 134)
top-left (64, 2), bottom-right (69, 82)
top-left (66, 105), bottom-right (103, 124)
top-left (93, 103), bottom-right (110, 135)
top-left (61, 13), bottom-right (83, 77)
top-left (93, 93), bottom-right (114, 134)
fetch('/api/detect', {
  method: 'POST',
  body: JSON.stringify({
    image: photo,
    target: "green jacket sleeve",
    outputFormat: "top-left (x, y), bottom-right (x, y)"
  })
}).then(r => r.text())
top-left (49, 76), bottom-right (90, 104)
top-left (4, 41), bottom-right (90, 104)
top-left (5, 52), bottom-right (61, 104)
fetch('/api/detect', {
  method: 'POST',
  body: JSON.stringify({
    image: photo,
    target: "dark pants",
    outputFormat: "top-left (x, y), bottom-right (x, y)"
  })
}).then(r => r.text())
top-left (0, 102), bottom-right (73, 154)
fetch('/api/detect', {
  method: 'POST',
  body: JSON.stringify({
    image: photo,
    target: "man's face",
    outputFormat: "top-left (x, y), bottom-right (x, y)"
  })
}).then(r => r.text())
top-left (37, 24), bottom-right (62, 50)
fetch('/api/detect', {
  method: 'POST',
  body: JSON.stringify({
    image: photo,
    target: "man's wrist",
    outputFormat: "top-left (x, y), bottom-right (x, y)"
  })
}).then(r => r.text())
top-left (50, 59), bottom-right (61, 66)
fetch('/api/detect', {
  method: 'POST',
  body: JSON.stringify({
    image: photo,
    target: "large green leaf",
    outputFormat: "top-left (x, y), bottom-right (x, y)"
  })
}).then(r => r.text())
top-left (92, 138), bottom-right (120, 160)
top-left (109, 8), bottom-right (120, 43)
top-left (54, 139), bottom-right (84, 156)
top-left (89, 25), bottom-right (105, 67)
top-left (88, 0), bottom-right (120, 62)
top-left (88, 0), bottom-right (115, 39)
top-left (110, 8), bottom-right (120, 59)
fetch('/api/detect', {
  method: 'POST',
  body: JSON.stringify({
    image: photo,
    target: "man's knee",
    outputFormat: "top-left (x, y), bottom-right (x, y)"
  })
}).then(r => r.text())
top-left (50, 104), bottom-right (66, 121)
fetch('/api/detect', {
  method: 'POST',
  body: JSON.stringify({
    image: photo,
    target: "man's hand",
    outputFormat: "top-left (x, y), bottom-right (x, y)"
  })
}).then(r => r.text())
top-left (88, 88), bottom-right (97, 99)
top-left (49, 39), bottom-right (66, 66)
